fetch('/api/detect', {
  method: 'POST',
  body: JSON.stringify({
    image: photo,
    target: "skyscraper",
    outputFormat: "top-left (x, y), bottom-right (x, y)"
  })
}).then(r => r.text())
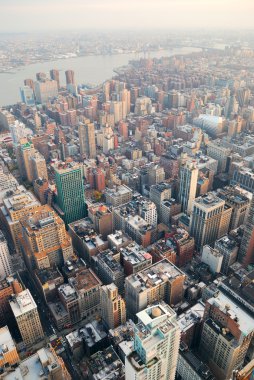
top-left (65, 70), bottom-right (75, 85)
top-left (0, 231), bottom-right (13, 280)
top-left (78, 121), bottom-right (96, 158)
top-left (0, 186), bottom-right (40, 253)
top-left (34, 79), bottom-right (58, 104)
top-left (125, 259), bottom-right (185, 319)
top-left (24, 78), bottom-right (34, 90)
top-left (238, 196), bottom-right (254, 266)
top-left (125, 302), bottom-right (180, 380)
top-left (101, 283), bottom-right (126, 329)
top-left (179, 161), bottom-right (199, 214)
top-left (20, 86), bottom-right (35, 106)
top-left (9, 289), bottom-right (44, 347)
top-left (15, 139), bottom-right (35, 181)
top-left (190, 193), bottom-right (232, 250)
top-left (50, 69), bottom-right (60, 89)
top-left (53, 162), bottom-right (87, 225)
top-left (199, 291), bottom-right (254, 380)
top-left (30, 151), bottom-right (48, 181)
top-left (20, 205), bottom-right (74, 270)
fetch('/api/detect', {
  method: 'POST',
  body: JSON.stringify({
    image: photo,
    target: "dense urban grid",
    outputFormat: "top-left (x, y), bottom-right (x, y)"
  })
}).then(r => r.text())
top-left (0, 41), bottom-right (254, 380)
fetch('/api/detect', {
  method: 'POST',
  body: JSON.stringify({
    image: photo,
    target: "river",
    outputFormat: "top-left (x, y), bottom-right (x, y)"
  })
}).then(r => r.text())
top-left (0, 47), bottom-right (201, 107)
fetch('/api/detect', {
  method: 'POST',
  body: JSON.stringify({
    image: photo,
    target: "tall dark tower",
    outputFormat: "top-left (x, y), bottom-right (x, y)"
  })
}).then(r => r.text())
top-left (65, 70), bottom-right (75, 86)
top-left (50, 69), bottom-right (60, 89)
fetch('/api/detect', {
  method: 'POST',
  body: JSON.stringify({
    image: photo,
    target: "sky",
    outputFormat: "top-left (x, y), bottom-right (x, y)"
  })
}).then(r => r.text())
top-left (0, 0), bottom-right (254, 33)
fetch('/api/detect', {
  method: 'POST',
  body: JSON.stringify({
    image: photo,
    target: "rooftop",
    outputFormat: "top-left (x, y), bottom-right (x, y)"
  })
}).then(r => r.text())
top-left (120, 243), bottom-right (152, 265)
top-left (215, 235), bottom-right (238, 251)
top-left (1, 346), bottom-right (62, 380)
top-left (126, 259), bottom-right (185, 290)
top-left (86, 346), bottom-right (125, 380)
top-left (69, 269), bottom-right (101, 292)
top-left (52, 160), bottom-right (82, 173)
top-left (9, 289), bottom-right (37, 318)
top-left (177, 302), bottom-right (205, 332)
top-left (194, 193), bottom-right (225, 209)
top-left (35, 267), bottom-right (63, 286)
top-left (3, 186), bottom-right (40, 213)
top-left (207, 291), bottom-right (254, 336)
top-left (109, 320), bottom-right (135, 345)
top-left (0, 326), bottom-right (16, 357)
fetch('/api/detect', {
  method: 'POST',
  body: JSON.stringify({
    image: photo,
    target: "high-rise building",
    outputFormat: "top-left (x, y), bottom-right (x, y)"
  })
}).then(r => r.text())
top-left (125, 259), bottom-right (185, 319)
top-left (50, 69), bottom-right (60, 89)
top-left (30, 151), bottom-right (48, 181)
top-left (101, 283), bottom-right (126, 329)
top-left (57, 268), bottom-right (101, 325)
top-left (94, 168), bottom-right (106, 192)
top-left (149, 182), bottom-right (172, 221)
top-left (199, 291), bottom-right (254, 380)
top-left (88, 204), bottom-right (112, 239)
top-left (214, 235), bottom-right (238, 274)
top-left (0, 231), bottom-right (13, 280)
top-left (34, 79), bottom-right (58, 104)
top-left (9, 289), bottom-right (44, 347)
top-left (0, 164), bottom-right (18, 204)
top-left (0, 275), bottom-right (23, 327)
top-left (15, 139), bottom-right (36, 182)
top-left (36, 72), bottom-right (46, 81)
top-left (53, 162), bottom-right (87, 225)
top-left (105, 185), bottom-right (132, 207)
top-left (179, 161), bottom-right (199, 214)
top-left (20, 86), bottom-right (35, 106)
top-left (92, 250), bottom-right (125, 294)
top-left (103, 124), bottom-right (114, 154)
top-left (24, 78), bottom-right (34, 90)
top-left (238, 196), bottom-right (254, 266)
top-left (190, 193), bottom-right (232, 250)
top-left (0, 186), bottom-right (40, 253)
top-left (9, 120), bottom-right (32, 146)
top-left (78, 121), bottom-right (96, 158)
top-left (65, 70), bottom-right (75, 85)
top-left (19, 205), bottom-right (73, 270)
top-left (216, 186), bottom-right (251, 230)
top-left (125, 302), bottom-right (180, 380)
top-left (0, 110), bottom-right (15, 131)
top-left (207, 140), bottom-right (231, 173)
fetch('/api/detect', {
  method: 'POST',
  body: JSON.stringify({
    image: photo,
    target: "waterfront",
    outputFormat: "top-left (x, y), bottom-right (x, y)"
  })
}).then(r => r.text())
top-left (0, 47), bottom-right (201, 107)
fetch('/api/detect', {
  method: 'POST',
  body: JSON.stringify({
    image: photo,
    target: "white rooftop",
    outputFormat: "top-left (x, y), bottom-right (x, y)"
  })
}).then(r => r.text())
top-left (1, 347), bottom-right (60, 380)
top-left (9, 289), bottom-right (37, 318)
top-left (0, 326), bottom-right (16, 356)
top-left (208, 292), bottom-right (254, 336)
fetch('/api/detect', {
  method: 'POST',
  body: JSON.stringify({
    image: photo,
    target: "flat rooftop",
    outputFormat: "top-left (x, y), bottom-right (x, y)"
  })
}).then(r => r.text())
top-left (87, 346), bottom-right (124, 380)
top-left (1, 347), bottom-right (61, 380)
top-left (52, 160), bottom-right (82, 173)
top-left (9, 289), bottom-right (37, 318)
top-left (121, 243), bottom-right (151, 265)
top-left (207, 291), bottom-right (254, 336)
top-left (177, 302), bottom-right (205, 332)
top-left (70, 268), bottom-right (101, 292)
top-left (0, 326), bottom-right (15, 357)
top-left (194, 193), bottom-right (225, 209)
top-left (127, 259), bottom-right (185, 290)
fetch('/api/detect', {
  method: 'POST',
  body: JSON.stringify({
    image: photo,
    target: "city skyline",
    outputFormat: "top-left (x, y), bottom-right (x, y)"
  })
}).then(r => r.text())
top-left (1, 0), bottom-right (254, 32)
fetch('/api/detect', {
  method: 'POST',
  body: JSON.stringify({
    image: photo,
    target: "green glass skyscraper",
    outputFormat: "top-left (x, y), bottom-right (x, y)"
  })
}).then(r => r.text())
top-left (54, 162), bottom-right (87, 225)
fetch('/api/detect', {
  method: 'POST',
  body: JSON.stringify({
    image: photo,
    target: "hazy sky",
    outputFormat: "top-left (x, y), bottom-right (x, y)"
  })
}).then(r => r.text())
top-left (0, 0), bottom-right (254, 32)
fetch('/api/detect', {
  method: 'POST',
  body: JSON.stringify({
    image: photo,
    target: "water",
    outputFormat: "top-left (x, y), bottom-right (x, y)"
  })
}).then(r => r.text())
top-left (0, 47), bottom-right (201, 107)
